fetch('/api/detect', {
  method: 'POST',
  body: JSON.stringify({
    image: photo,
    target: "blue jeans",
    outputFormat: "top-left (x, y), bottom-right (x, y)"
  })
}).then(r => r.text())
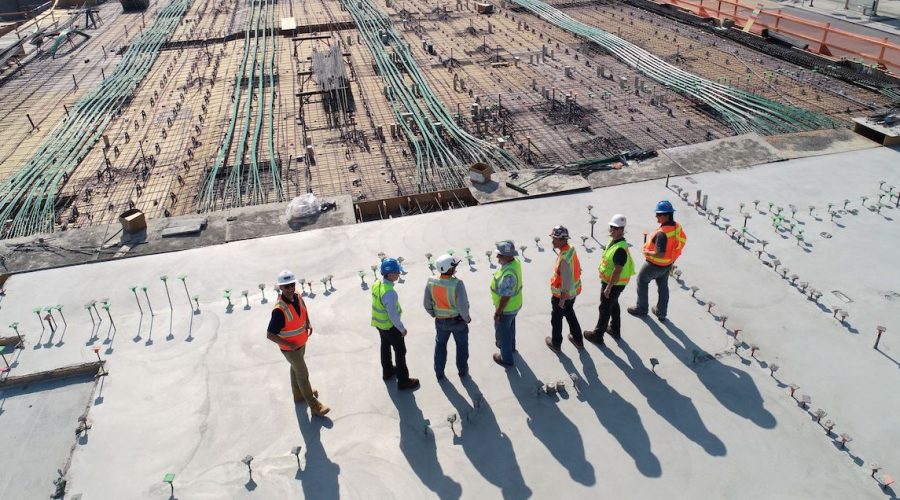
top-left (434, 318), bottom-right (469, 376)
top-left (635, 262), bottom-right (671, 317)
top-left (494, 313), bottom-right (517, 364)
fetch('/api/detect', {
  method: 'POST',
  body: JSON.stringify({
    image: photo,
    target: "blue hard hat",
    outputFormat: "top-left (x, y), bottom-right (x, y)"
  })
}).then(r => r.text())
top-left (655, 200), bottom-right (675, 214)
top-left (380, 258), bottom-right (402, 276)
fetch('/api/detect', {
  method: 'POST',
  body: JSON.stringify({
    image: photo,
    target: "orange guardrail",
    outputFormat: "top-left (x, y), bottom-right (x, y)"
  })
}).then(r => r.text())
top-left (656, 0), bottom-right (900, 73)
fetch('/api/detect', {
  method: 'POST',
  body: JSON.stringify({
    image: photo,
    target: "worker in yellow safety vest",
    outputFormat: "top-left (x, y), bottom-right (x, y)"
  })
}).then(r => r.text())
top-left (584, 214), bottom-right (635, 345)
top-left (266, 270), bottom-right (330, 417)
top-left (423, 254), bottom-right (472, 379)
top-left (628, 200), bottom-right (687, 322)
top-left (371, 258), bottom-right (420, 391)
top-left (491, 240), bottom-right (523, 368)
top-left (546, 225), bottom-right (584, 353)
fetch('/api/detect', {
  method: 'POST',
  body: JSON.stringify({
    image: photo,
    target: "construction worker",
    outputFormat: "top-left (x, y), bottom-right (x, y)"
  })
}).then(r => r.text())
top-left (584, 214), bottom-right (635, 344)
top-left (491, 240), bottom-right (523, 367)
top-left (628, 200), bottom-right (687, 322)
top-left (547, 225), bottom-right (584, 352)
top-left (424, 254), bottom-right (471, 379)
top-left (371, 258), bottom-right (420, 391)
top-left (266, 270), bottom-right (330, 417)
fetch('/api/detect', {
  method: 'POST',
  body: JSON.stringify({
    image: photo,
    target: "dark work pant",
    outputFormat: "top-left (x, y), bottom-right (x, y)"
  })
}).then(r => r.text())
top-left (594, 282), bottom-right (625, 338)
top-left (379, 327), bottom-right (410, 384)
top-left (434, 318), bottom-right (469, 376)
top-left (551, 296), bottom-right (582, 347)
top-left (635, 262), bottom-right (671, 317)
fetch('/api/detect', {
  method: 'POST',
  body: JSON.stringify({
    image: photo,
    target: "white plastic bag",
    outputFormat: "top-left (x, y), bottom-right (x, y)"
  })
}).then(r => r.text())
top-left (286, 193), bottom-right (321, 220)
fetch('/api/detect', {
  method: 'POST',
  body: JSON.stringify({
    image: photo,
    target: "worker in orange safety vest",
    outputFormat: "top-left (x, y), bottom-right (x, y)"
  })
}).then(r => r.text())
top-left (546, 225), bottom-right (585, 353)
top-left (627, 200), bottom-right (687, 322)
top-left (266, 270), bottom-right (330, 417)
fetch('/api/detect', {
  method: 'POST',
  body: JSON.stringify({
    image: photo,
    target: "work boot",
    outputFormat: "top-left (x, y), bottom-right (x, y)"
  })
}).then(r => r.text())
top-left (583, 330), bottom-right (604, 345)
top-left (398, 378), bottom-right (420, 391)
top-left (293, 389), bottom-right (319, 403)
top-left (627, 306), bottom-right (647, 317)
top-left (493, 352), bottom-right (513, 367)
top-left (568, 333), bottom-right (584, 350)
top-left (652, 306), bottom-right (666, 322)
top-left (383, 367), bottom-right (396, 380)
top-left (309, 400), bottom-right (330, 417)
top-left (607, 326), bottom-right (621, 341)
top-left (545, 336), bottom-right (561, 353)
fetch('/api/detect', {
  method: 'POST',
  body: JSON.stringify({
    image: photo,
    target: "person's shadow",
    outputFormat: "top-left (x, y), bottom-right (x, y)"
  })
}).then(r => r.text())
top-left (440, 377), bottom-right (533, 498)
top-left (652, 319), bottom-right (776, 429)
top-left (388, 388), bottom-right (462, 499)
top-left (558, 350), bottom-right (662, 477)
top-left (506, 358), bottom-right (595, 485)
top-left (603, 341), bottom-right (726, 456)
top-left (295, 407), bottom-right (340, 500)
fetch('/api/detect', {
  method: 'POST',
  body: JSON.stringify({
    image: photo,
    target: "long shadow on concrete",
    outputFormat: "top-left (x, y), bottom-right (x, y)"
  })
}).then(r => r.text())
top-left (651, 319), bottom-right (776, 429)
top-left (557, 350), bottom-right (662, 477)
top-left (387, 388), bottom-right (462, 499)
top-left (439, 377), bottom-right (532, 499)
top-left (506, 357), bottom-right (596, 486)
top-left (601, 341), bottom-right (726, 457)
top-left (294, 407), bottom-right (340, 500)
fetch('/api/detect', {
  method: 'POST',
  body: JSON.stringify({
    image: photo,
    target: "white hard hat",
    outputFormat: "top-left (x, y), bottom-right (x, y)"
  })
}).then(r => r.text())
top-left (435, 254), bottom-right (461, 274)
top-left (608, 214), bottom-right (627, 228)
top-left (276, 269), bottom-right (297, 286)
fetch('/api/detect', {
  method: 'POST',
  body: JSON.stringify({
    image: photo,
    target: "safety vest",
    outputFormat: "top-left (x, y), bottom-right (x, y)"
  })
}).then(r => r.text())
top-left (598, 239), bottom-right (636, 285)
top-left (274, 294), bottom-right (309, 351)
top-left (428, 276), bottom-right (460, 318)
top-left (550, 245), bottom-right (582, 298)
top-left (371, 280), bottom-right (401, 330)
top-left (491, 258), bottom-right (523, 314)
top-left (643, 222), bottom-right (687, 267)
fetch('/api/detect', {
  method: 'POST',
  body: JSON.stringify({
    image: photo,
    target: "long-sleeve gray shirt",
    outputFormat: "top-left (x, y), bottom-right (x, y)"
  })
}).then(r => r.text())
top-left (380, 288), bottom-right (406, 333)
top-left (423, 277), bottom-right (471, 322)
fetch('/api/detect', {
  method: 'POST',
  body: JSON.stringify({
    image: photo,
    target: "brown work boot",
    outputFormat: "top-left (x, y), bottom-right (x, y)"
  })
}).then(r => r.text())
top-left (568, 333), bottom-right (585, 350)
top-left (293, 389), bottom-right (319, 403)
top-left (545, 336), bottom-right (561, 353)
top-left (310, 400), bottom-right (330, 417)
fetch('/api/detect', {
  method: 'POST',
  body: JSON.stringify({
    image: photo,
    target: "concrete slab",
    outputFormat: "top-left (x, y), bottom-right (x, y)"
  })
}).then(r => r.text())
top-left (586, 154), bottom-right (688, 189)
top-left (0, 147), bottom-right (897, 498)
top-left (658, 133), bottom-right (785, 174)
top-left (0, 375), bottom-right (96, 500)
top-left (468, 170), bottom-right (591, 204)
top-left (764, 128), bottom-right (881, 159)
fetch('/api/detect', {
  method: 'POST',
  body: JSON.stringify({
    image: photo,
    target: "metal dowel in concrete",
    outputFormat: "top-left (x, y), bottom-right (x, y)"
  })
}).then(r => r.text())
top-left (34, 307), bottom-right (45, 330)
top-left (799, 395), bottom-right (811, 409)
top-left (85, 302), bottom-right (96, 326)
top-left (242, 455), bottom-right (254, 480)
top-left (823, 419), bottom-right (835, 435)
top-left (769, 364), bottom-right (779, 377)
top-left (447, 413), bottom-right (458, 433)
top-left (874, 325), bottom-right (886, 349)
top-left (789, 383), bottom-right (799, 399)
top-left (224, 290), bottom-right (232, 307)
top-left (423, 419), bottom-right (431, 435)
top-left (870, 463), bottom-right (880, 478)
top-left (27, 113), bottom-right (36, 131)
top-left (839, 433), bottom-right (852, 449)
top-left (258, 284), bottom-right (266, 302)
top-left (291, 446), bottom-right (303, 468)
top-left (808, 205), bottom-right (815, 216)
top-left (9, 322), bottom-right (23, 348)
top-left (370, 265), bottom-right (378, 279)
top-left (142, 287), bottom-right (154, 316)
top-left (721, 315), bottom-right (728, 327)
top-left (55, 305), bottom-right (66, 326)
top-left (178, 274), bottom-right (191, 307)
top-left (649, 358), bottom-right (659, 374)
top-left (101, 301), bottom-right (115, 330)
top-left (690, 286), bottom-right (699, 297)
top-left (192, 295), bottom-right (200, 312)
top-left (750, 345), bottom-right (759, 357)
top-left (160, 276), bottom-right (173, 310)
top-left (753, 200), bottom-right (760, 210)
top-left (706, 302), bottom-right (715, 313)
top-left (358, 271), bottom-right (366, 287)
top-left (92, 346), bottom-right (106, 375)
top-left (163, 474), bottom-right (175, 497)
top-left (814, 408), bottom-right (827, 422)
top-left (733, 340), bottom-right (742, 355)
top-left (1, 351), bottom-right (10, 372)
top-left (129, 286), bottom-right (143, 315)
top-left (589, 216), bottom-right (597, 239)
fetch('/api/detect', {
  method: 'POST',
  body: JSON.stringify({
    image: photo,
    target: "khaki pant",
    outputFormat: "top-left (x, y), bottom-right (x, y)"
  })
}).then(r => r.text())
top-left (281, 346), bottom-right (320, 406)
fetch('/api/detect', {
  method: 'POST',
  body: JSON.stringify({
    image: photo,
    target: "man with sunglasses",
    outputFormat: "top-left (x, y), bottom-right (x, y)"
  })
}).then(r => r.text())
top-left (267, 270), bottom-right (330, 417)
top-left (627, 201), bottom-right (687, 322)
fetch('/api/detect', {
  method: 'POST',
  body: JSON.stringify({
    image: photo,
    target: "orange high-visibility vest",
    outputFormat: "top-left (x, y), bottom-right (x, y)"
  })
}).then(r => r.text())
top-left (643, 223), bottom-right (687, 267)
top-left (428, 276), bottom-right (460, 318)
top-left (274, 294), bottom-right (309, 351)
top-left (550, 245), bottom-right (582, 298)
